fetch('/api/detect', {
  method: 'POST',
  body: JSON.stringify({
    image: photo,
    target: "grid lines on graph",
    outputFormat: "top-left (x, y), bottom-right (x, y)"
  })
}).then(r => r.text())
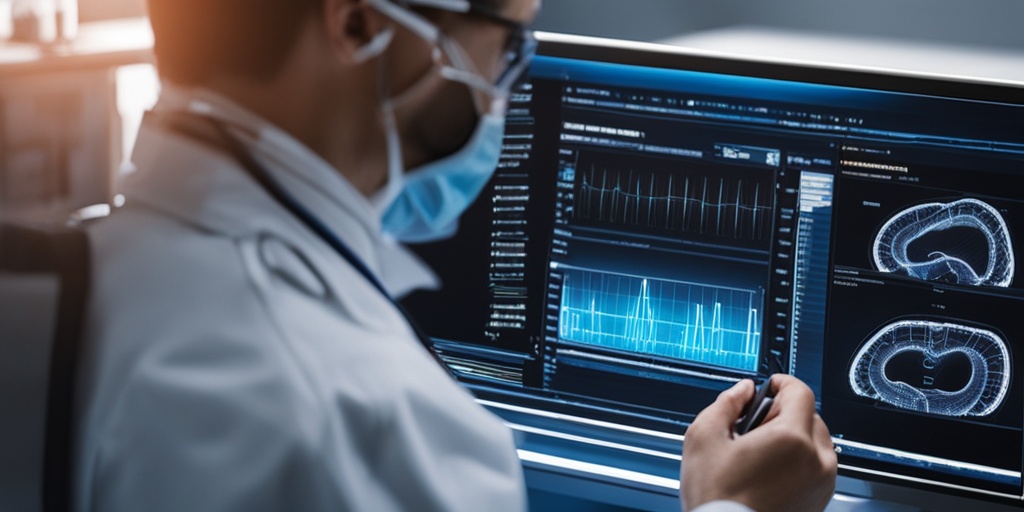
top-left (576, 165), bottom-right (774, 241)
top-left (558, 268), bottom-right (762, 371)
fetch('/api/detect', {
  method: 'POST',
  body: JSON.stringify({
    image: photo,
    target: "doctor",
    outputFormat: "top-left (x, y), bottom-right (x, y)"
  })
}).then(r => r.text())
top-left (76, 0), bottom-right (836, 511)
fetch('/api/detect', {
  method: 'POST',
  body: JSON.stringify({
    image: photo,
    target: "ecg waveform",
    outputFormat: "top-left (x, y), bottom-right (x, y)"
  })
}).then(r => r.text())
top-left (558, 269), bottom-right (762, 372)
top-left (575, 165), bottom-right (774, 241)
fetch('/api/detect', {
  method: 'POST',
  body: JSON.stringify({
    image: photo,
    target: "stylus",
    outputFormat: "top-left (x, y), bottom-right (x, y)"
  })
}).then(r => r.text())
top-left (735, 378), bottom-right (775, 435)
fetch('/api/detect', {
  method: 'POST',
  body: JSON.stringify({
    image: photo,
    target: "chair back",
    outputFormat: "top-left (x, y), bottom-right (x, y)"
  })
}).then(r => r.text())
top-left (0, 221), bottom-right (90, 512)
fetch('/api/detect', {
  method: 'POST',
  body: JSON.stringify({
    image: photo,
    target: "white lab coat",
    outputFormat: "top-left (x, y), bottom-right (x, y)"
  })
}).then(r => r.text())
top-left (74, 86), bottom-right (753, 512)
top-left (74, 88), bottom-right (527, 512)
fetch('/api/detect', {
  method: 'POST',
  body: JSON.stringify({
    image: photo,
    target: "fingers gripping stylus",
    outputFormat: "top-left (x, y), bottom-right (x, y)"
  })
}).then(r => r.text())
top-left (735, 378), bottom-right (775, 435)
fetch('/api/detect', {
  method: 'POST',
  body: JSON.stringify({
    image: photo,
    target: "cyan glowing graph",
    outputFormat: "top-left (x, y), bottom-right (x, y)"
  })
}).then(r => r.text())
top-left (558, 268), bottom-right (762, 371)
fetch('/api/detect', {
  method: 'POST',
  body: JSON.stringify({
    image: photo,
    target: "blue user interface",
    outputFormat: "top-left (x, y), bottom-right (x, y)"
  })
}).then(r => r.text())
top-left (402, 48), bottom-right (1024, 502)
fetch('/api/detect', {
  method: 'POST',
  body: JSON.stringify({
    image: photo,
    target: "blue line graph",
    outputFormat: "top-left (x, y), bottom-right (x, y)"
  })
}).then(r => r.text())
top-left (576, 165), bottom-right (774, 242)
top-left (558, 268), bottom-right (762, 372)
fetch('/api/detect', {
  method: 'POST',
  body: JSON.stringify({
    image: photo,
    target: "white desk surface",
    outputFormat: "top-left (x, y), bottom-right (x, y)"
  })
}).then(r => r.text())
top-left (0, 17), bottom-right (152, 75)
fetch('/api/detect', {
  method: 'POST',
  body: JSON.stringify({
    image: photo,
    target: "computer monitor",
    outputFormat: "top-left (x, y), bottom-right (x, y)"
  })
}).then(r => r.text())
top-left (401, 32), bottom-right (1024, 509)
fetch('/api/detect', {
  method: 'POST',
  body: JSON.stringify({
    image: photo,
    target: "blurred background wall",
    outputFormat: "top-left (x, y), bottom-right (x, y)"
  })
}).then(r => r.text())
top-left (531, 0), bottom-right (1024, 50)
top-left (78, 0), bottom-right (144, 23)
top-left (7, 0), bottom-right (1016, 218)
top-left (78, 0), bottom-right (1024, 51)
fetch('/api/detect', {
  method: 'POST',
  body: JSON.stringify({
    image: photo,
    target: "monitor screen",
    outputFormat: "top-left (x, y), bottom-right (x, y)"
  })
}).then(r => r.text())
top-left (401, 32), bottom-right (1024, 506)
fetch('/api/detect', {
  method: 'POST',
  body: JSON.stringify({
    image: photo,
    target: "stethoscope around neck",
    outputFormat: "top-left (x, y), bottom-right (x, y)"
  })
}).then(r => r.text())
top-left (153, 108), bottom-right (455, 377)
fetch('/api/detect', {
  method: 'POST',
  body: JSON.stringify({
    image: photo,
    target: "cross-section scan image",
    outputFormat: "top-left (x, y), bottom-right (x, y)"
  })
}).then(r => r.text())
top-left (872, 198), bottom-right (1015, 287)
top-left (849, 319), bottom-right (1010, 417)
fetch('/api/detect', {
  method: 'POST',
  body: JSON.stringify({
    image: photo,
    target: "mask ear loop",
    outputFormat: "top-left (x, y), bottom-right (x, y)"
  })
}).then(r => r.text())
top-left (364, 33), bottom-right (451, 215)
top-left (361, 0), bottom-right (511, 212)
top-left (364, 0), bottom-right (452, 214)
top-left (434, 36), bottom-right (500, 115)
top-left (371, 37), bottom-right (409, 215)
top-left (366, 0), bottom-right (496, 113)
top-left (343, 8), bottom-right (407, 214)
top-left (346, 3), bottom-right (446, 214)
top-left (373, 46), bottom-right (461, 214)
top-left (353, 26), bottom-right (395, 64)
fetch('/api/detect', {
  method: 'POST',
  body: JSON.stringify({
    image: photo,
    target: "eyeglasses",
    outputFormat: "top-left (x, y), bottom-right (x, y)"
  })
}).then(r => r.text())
top-left (385, 0), bottom-right (536, 95)
top-left (372, 0), bottom-right (538, 110)
top-left (463, 3), bottom-right (538, 93)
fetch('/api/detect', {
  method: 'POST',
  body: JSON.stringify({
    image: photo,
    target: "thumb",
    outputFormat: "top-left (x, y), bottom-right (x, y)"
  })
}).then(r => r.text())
top-left (694, 380), bottom-right (755, 434)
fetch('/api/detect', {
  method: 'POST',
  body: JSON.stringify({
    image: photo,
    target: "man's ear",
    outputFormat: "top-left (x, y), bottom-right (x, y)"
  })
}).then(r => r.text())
top-left (324, 0), bottom-right (393, 65)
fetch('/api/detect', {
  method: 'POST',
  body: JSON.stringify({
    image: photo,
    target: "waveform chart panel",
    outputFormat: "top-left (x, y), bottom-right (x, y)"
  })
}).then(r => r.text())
top-left (557, 268), bottom-right (763, 372)
top-left (573, 160), bottom-right (775, 246)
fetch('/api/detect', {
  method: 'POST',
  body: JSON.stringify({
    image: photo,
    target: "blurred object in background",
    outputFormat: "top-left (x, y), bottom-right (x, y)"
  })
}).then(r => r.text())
top-left (8, 0), bottom-right (75, 45)
top-left (114, 62), bottom-right (159, 175)
top-left (0, 0), bottom-right (12, 41)
top-left (77, 0), bottom-right (141, 23)
top-left (533, 0), bottom-right (1024, 54)
top-left (0, 16), bottom-right (152, 222)
top-left (664, 26), bottom-right (1024, 83)
top-left (11, 0), bottom-right (55, 44)
top-left (54, 0), bottom-right (77, 42)
top-left (0, 68), bottom-right (117, 218)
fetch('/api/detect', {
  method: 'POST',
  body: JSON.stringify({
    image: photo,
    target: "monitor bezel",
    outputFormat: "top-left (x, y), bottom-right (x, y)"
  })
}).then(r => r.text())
top-left (524, 30), bottom-right (1024, 509)
top-left (534, 31), bottom-right (1024, 107)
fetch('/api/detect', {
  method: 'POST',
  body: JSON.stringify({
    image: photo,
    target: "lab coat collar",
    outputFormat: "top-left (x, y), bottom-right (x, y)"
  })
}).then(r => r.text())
top-left (124, 84), bottom-right (439, 297)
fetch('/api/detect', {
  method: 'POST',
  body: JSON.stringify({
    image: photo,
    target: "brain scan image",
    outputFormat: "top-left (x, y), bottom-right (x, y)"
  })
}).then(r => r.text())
top-left (849, 320), bottom-right (1010, 417)
top-left (872, 198), bottom-right (1015, 287)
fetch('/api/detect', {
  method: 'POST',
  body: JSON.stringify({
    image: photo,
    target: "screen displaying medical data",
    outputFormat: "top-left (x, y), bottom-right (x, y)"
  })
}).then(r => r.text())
top-left (401, 41), bottom-right (1024, 503)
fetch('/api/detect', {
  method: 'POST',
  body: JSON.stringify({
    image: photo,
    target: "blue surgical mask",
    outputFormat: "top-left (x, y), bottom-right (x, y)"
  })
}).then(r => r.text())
top-left (380, 110), bottom-right (506, 243)
top-left (358, 0), bottom-right (533, 243)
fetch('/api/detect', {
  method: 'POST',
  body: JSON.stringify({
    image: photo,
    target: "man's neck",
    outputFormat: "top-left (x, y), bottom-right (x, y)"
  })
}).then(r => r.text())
top-left (202, 49), bottom-right (390, 198)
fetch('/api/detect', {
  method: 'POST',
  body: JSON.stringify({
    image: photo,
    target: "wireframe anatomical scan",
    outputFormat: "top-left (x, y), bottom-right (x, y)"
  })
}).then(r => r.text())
top-left (873, 198), bottom-right (1015, 287)
top-left (849, 320), bottom-right (1009, 417)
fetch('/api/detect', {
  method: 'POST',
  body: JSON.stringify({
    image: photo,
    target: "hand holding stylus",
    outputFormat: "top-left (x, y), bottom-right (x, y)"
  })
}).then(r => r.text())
top-left (681, 375), bottom-right (837, 512)
top-left (734, 377), bottom-right (775, 436)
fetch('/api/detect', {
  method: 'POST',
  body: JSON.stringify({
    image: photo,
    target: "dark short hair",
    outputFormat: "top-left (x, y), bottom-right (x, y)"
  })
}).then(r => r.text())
top-left (148, 0), bottom-right (508, 86)
top-left (147, 0), bottom-right (320, 85)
